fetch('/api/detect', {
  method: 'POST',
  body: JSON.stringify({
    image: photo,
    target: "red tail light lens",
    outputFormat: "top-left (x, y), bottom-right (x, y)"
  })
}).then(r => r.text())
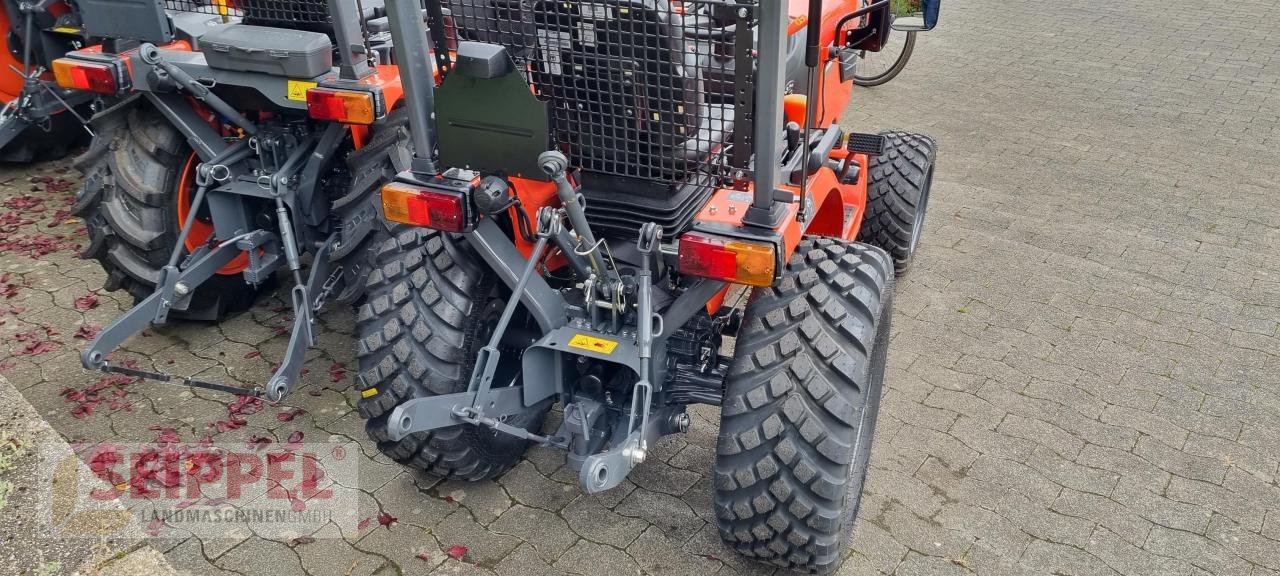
top-left (677, 233), bottom-right (777, 287)
top-left (381, 182), bottom-right (466, 232)
top-left (52, 58), bottom-right (122, 94)
top-left (306, 88), bottom-right (377, 125)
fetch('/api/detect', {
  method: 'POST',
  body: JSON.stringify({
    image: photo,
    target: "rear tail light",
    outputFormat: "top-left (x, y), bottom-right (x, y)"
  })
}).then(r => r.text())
top-left (52, 58), bottom-right (126, 94)
top-left (381, 182), bottom-right (467, 232)
top-left (677, 233), bottom-right (778, 287)
top-left (306, 87), bottom-right (378, 125)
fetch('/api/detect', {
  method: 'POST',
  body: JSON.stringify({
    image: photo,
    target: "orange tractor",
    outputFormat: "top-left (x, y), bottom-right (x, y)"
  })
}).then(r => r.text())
top-left (66, 0), bottom-right (942, 571)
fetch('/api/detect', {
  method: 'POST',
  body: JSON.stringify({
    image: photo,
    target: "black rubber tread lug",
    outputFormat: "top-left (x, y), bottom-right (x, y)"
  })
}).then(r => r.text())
top-left (713, 237), bottom-right (895, 574)
top-left (354, 226), bottom-right (547, 482)
top-left (857, 131), bottom-right (936, 275)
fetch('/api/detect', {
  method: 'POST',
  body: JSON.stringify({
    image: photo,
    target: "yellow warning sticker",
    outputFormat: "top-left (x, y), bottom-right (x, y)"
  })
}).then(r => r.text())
top-left (51, 26), bottom-right (81, 34)
top-left (286, 79), bottom-right (318, 101)
top-left (360, 388), bottom-right (378, 398)
top-left (568, 334), bottom-right (619, 355)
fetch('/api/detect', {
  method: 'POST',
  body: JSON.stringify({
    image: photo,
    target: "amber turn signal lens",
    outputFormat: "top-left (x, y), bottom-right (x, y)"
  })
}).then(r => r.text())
top-left (381, 182), bottom-right (466, 233)
top-left (677, 233), bottom-right (777, 287)
top-left (305, 88), bottom-right (376, 125)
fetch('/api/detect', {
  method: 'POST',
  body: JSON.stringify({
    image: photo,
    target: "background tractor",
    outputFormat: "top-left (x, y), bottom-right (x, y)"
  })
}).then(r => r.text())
top-left (65, 0), bottom-right (440, 399)
top-left (0, 0), bottom-right (93, 161)
top-left (67, 0), bottom-right (941, 572)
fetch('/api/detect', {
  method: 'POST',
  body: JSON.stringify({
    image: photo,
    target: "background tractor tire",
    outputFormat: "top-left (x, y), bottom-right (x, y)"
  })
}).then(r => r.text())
top-left (0, 110), bottom-right (89, 163)
top-left (72, 105), bottom-right (262, 321)
top-left (328, 107), bottom-right (411, 304)
top-left (857, 131), bottom-right (936, 275)
top-left (354, 227), bottom-right (548, 481)
top-left (713, 237), bottom-right (894, 574)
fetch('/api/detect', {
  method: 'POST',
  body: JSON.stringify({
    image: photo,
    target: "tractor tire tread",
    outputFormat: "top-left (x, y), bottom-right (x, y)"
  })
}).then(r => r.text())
top-left (714, 237), bottom-right (894, 574)
top-left (857, 131), bottom-right (936, 275)
top-left (72, 104), bottom-right (257, 321)
top-left (355, 226), bottom-right (540, 481)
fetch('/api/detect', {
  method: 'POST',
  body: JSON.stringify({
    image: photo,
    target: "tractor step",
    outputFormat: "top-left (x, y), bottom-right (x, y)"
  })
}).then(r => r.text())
top-left (847, 131), bottom-right (886, 155)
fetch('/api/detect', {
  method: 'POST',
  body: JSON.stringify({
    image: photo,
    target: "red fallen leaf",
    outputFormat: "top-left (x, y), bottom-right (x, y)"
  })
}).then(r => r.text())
top-left (146, 519), bottom-right (163, 537)
top-left (227, 395), bottom-right (263, 417)
top-left (246, 434), bottom-right (272, 449)
top-left (74, 325), bottom-right (101, 340)
top-left (416, 553), bottom-right (431, 562)
top-left (73, 291), bottom-right (100, 310)
top-left (175, 500), bottom-right (198, 510)
top-left (306, 389), bottom-right (322, 397)
top-left (328, 362), bottom-right (347, 382)
top-left (0, 361), bottom-right (14, 371)
top-left (204, 497), bottom-right (227, 506)
top-left (244, 350), bottom-right (261, 359)
top-left (21, 340), bottom-right (58, 356)
top-left (271, 325), bottom-right (288, 336)
top-left (286, 431), bottom-right (304, 444)
top-left (275, 409), bottom-right (307, 422)
top-left (290, 497), bottom-right (306, 512)
top-left (46, 178), bottom-right (73, 194)
top-left (357, 517), bottom-right (371, 530)
top-left (0, 282), bottom-right (16, 299)
top-left (70, 404), bottom-right (93, 419)
top-left (3, 194), bottom-right (43, 210)
top-left (377, 510), bottom-right (396, 529)
top-left (149, 425), bottom-right (181, 444)
top-left (166, 358), bottom-right (175, 364)
top-left (291, 536), bottom-right (316, 546)
top-left (198, 434), bottom-right (213, 446)
top-left (446, 545), bottom-right (468, 560)
top-left (444, 495), bottom-right (456, 504)
top-left (46, 208), bottom-right (73, 228)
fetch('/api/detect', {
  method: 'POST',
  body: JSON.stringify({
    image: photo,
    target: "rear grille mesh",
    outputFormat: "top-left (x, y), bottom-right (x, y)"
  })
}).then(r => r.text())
top-left (446, 0), bottom-right (756, 187)
top-left (164, 0), bottom-right (334, 29)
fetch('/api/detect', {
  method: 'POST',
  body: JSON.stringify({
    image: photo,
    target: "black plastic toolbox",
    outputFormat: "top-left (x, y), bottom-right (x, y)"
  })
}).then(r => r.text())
top-left (200, 24), bottom-right (333, 78)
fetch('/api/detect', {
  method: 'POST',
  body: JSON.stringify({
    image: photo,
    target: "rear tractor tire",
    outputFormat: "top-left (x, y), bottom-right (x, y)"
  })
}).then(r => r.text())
top-left (858, 131), bottom-right (936, 275)
top-left (72, 106), bottom-right (262, 321)
top-left (354, 227), bottom-right (549, 481)
top-left (713, 237), bottom-right (895, 574)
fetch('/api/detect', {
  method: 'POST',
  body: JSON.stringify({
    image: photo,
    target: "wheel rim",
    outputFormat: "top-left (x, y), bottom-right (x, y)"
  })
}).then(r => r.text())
top-left (908, 164), bottom-right (934, 254)
top-left (175, 153), bottom-right (250, 275)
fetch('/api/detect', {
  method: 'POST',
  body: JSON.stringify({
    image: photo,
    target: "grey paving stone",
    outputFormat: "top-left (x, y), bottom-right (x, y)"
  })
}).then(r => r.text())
top-left (497, 460), bottom-right (579, 512)
top-left (561, 495), bottom-right (647, 548)
top-left (489, 504), bottom-right (578, 563)
top-left (429, 509), bottom-right (521, 567)
top-left (552, 540), bottom-right (640, 576)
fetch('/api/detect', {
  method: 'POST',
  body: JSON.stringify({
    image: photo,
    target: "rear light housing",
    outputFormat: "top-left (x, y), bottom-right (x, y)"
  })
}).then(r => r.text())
top-left (677, 232), bottom-right (778, 287)
top-left (306, 86), bottom-right (381, 125)
top-left (52, 57), bottom-right (128, 94)
top-left (381, 181), bottom-right (469, 233)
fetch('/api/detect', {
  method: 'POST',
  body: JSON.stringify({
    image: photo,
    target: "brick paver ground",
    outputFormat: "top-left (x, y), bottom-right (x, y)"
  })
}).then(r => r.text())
top-left (2, 0), bottom-right (1279, 574)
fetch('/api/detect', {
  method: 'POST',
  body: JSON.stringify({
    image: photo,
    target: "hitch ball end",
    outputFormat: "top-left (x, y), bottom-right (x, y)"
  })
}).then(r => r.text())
top-left (537, 151), bottom-right (570, 178)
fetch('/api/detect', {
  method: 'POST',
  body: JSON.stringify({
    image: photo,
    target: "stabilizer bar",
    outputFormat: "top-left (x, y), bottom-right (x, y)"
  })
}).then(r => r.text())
top-left (98, 363), bottom-right (263, 397)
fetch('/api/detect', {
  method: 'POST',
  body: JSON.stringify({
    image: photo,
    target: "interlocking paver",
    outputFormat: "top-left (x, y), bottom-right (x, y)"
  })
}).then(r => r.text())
top-left (4, 0), bottom-right (1280, 574)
